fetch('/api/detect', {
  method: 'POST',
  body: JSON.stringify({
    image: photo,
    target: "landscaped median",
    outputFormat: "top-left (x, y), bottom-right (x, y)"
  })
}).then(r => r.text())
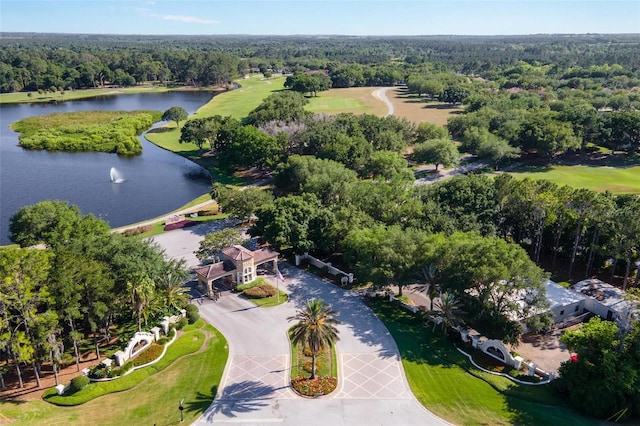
top-left (0, 320), bottom-right (228, 426)
top-left (369, 297), bottom-right (597, 426)
top-left (236, 277), bottom-right (288, 307)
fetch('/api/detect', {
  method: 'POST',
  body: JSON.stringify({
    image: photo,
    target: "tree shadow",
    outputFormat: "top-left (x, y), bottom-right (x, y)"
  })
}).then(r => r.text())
top-left (183, 385), bottom-right (218, 416)
top-left (282, 265), bottom-right (399, 359)
top-left (199, 380), bottom-right (277, 421)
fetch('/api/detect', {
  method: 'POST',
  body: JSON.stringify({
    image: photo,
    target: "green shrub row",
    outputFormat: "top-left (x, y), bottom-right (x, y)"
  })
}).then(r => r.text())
top-left (243, 283), bottom-right (277, 299)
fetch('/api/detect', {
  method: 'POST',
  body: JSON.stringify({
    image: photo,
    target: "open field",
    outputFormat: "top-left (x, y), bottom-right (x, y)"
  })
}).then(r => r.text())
top-left (0, 322), bottom-right (227, 425)
top-left (306, 87), bottom-right (388, 115)
top-left (371, 298), bottom-right (596, 426)
top-left (506, 164), bottom-right (640, 194)
top-left (384, 86), bottom-right (462, 125)
top-left (194, 75), bottom-right (286, 119)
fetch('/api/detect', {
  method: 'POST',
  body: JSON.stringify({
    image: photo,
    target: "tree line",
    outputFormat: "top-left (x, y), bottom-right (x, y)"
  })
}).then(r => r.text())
top-left (0, 201), bottom-right (189, 389)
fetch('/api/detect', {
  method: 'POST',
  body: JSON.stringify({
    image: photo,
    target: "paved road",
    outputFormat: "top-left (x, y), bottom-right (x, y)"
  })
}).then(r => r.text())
top-left (191, 265), bottom-right (448, 426)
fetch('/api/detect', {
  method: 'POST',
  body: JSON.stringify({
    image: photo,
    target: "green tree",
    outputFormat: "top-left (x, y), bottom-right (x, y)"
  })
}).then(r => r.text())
top-left (180, 117), bottom-right (220, 152)
top-left (288, 298), bottom-right (340, 380)
top-left (127, 274), bottom-right (156, 332)
top-left (414, 122), bottom-right (448, 144)
top-left (412, 138), bottom-right (459, 171)
top-left (246, 91), bottom-right (310, 126)
top-left (427, 292), bottom-right (465, 335)
top-left (559, 317), bottom-right (640, 419)
top-left (162, 106), bottom-right (188, 129)
top-left (196, 227), bottom-right (246, 261)
top-left (477, 136), bottom-right (520, 170)
top-left (216, 186), bottom-right (274, 222)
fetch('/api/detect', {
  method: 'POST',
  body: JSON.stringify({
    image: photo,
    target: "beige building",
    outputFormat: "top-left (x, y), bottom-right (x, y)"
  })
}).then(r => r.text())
top-left (195, 245), bottom-right (279, 297)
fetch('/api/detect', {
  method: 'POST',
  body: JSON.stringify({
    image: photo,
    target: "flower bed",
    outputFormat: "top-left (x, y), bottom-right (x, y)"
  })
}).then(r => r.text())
top-left (132, 343), bottom-right (163, 367)
top-left (291, 376), bottom-right (337, 397)
top-left (242, 283), bottom-right (277, 298)
top-left (163, 220), bottom-right (198, 231)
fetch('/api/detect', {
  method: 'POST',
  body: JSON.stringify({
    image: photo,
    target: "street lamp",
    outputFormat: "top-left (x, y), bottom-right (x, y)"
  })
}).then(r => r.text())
top-left (179, 398), bottom-right (184, 422)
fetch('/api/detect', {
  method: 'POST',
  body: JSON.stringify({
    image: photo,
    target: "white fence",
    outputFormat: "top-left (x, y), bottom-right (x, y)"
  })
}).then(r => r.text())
top-left (295, 253), bottom-right (354, 284)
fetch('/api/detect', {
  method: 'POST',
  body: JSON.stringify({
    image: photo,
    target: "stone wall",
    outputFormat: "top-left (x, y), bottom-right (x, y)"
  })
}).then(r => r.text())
top-left (295, 252), bottom-right (354, 284)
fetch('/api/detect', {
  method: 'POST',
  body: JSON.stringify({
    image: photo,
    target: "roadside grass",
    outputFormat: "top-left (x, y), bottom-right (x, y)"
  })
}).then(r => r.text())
top-left (506, 164), bottom-right (640, 194)
top-left (0, 321), bottom-right (228, 425)
top-left (133, 213), bottom-right (229, 239)
top-left (290, 338), bottom-right (337, 378)
top-left (370, 297), bottom-right (596, 426)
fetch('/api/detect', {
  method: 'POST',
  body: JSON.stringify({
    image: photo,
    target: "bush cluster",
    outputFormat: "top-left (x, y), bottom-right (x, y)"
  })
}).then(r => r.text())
top-left (242, 283), bottom-right (277, 299)
top-left (122, 225), bottom-right (153, 237)
top-left (173, 317), bottom-right (188, 330)
top-left (185, 304), bottom-right (200, 324)
top-left (303, 361), bottom-right (321, 374)
top-left (70, 375), bottom-right (90, 393)
top-left (163, 220), bottom-right (198, 231)
top-left (14, 111), bottom-right (161, 156)
top-left (290, 376), bottom-right (337, 397)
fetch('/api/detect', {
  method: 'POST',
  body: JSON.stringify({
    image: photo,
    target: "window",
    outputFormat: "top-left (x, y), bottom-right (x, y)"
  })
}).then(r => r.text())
top-left (560, 309), bottom-right (564, 316)
top-left (575, 305), bottom-right (580, 312)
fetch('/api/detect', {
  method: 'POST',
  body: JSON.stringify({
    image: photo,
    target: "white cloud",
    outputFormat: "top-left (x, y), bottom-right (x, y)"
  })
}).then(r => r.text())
top-left (162, 15), bottom-right (220, 24)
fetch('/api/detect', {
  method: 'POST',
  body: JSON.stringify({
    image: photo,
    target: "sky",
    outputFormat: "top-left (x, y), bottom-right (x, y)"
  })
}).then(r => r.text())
top-left (1, 0), bottom-right (639, 36)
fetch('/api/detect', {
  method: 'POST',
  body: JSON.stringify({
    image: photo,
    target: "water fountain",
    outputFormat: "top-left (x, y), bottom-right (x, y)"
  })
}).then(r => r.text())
top-left (110, 167), bottom-right (125, 183)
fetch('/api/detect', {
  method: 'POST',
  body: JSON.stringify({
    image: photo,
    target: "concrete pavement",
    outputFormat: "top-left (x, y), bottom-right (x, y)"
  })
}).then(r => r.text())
top-left (192, 264), bottom-right (449, 426)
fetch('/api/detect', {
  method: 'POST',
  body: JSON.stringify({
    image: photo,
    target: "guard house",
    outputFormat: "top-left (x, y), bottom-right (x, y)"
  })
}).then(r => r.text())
top-left (195, 245), bottom-right (279, 296)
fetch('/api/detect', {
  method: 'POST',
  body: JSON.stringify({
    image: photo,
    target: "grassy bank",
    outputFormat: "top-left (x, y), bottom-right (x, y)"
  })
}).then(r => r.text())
top-left (0, 321), bottom-right (227, 425)
top-left (370, 298), bottom-right (595, 426)
top-left (507, 164), bottom-right (640, 194)
top-left (0, 86), bottom-right (220, 105)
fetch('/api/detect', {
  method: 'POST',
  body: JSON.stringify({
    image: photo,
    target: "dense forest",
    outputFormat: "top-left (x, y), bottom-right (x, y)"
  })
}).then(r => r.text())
top-left (1, 33), bottom-right (640, 93)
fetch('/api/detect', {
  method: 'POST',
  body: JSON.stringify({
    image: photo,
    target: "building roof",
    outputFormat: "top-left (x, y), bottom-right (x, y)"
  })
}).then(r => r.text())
top-left (544, 280), bottom-right (585, 310)
top-left (195, 260), bottom-right (236, 280)
top-left (252, 247), bottom-right (279, 264)
top-left (221, 245), bottom-right (254, 261)
top-left (571, 279), bottom-right (626, 309)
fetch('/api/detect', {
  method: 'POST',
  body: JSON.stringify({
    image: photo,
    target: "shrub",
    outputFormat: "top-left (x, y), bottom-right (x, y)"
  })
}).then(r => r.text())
top-left (70, 375), bottom-right (90, 393)
top-left (186, 305), bottom-right (200, 324)
top-left (163, 220), bottom-right (198, 231)
top-left (122, 225), bottom-right (152, 237)
top-left (303, 361), bottom-right (321, 374)
top-left (174, 317), bottom-right (188, 330)
top-left (243, 283), bottom-right (277, 299)
top-left (88, 363), bottom-right (110, 379)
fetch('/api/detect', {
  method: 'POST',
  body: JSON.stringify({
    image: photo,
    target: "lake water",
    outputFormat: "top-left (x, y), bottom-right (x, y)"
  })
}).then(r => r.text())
top-left (0, 91), bottom-right (215, 245)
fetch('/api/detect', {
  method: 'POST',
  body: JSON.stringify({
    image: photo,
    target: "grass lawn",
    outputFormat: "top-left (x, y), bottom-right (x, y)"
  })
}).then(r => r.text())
top-left (236, 278), bottom-right (288, 307)
top-left (0, 322), bottom-right (228, 425)
top-left (0, 86), bottom-right (177, 104)
top-left (306, 87), bottom-right (388, 116)
top-left (193, 75), bottom-right (286, 120)
top-left (370, 298), bottom-right (596, 426)
top-left (383, 87), bottom-right (462, 125)
top-left (506, 164), bottom-right (640, 194)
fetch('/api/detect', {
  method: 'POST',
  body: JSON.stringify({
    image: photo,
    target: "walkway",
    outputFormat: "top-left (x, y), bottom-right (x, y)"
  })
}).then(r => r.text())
top-left (192, 265), bottom-right (449, 426)
top-left (371, 87), bottom-right (395, 116)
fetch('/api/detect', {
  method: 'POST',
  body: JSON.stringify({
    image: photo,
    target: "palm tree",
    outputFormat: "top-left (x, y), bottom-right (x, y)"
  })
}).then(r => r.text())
top-left (288, 299), bottom-right (340, 380)
top-left (127, 274), bottom-right (156, 332)
top-left (428, 292), bottom-right (465, 335)
top-left (156, 262), bottom-right (190, 314)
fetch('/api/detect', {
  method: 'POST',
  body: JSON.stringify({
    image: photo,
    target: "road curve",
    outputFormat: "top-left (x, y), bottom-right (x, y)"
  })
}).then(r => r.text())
top-left (189, 264), bottom-right (450, 426)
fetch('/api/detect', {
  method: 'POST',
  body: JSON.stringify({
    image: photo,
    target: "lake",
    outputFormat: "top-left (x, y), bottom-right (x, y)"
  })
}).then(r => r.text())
top-left (0, 91), bottom-right (215, 245)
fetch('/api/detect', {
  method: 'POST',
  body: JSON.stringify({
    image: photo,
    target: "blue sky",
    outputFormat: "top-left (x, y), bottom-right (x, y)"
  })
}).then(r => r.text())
top-left (1, 0), bottom-right (638, 35)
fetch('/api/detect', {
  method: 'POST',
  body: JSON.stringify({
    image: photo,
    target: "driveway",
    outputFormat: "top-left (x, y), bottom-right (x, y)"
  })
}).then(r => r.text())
top-left (192, 265), bottom-right (448, 426)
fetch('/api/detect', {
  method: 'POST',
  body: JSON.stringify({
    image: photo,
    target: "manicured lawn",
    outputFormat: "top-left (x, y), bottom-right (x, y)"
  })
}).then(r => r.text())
top-left (193, 75), bottom-right (287, 119)
top-left (306, 87), bottom-right (387, 115)
top-left (507, 164), bottom-right (640, 194)
top-left (0, 322), bottom-right (228, 425)
top-left (370, 298), bottom-right (596, 426)
top-left (236, 278), bottom-right (288, 307)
